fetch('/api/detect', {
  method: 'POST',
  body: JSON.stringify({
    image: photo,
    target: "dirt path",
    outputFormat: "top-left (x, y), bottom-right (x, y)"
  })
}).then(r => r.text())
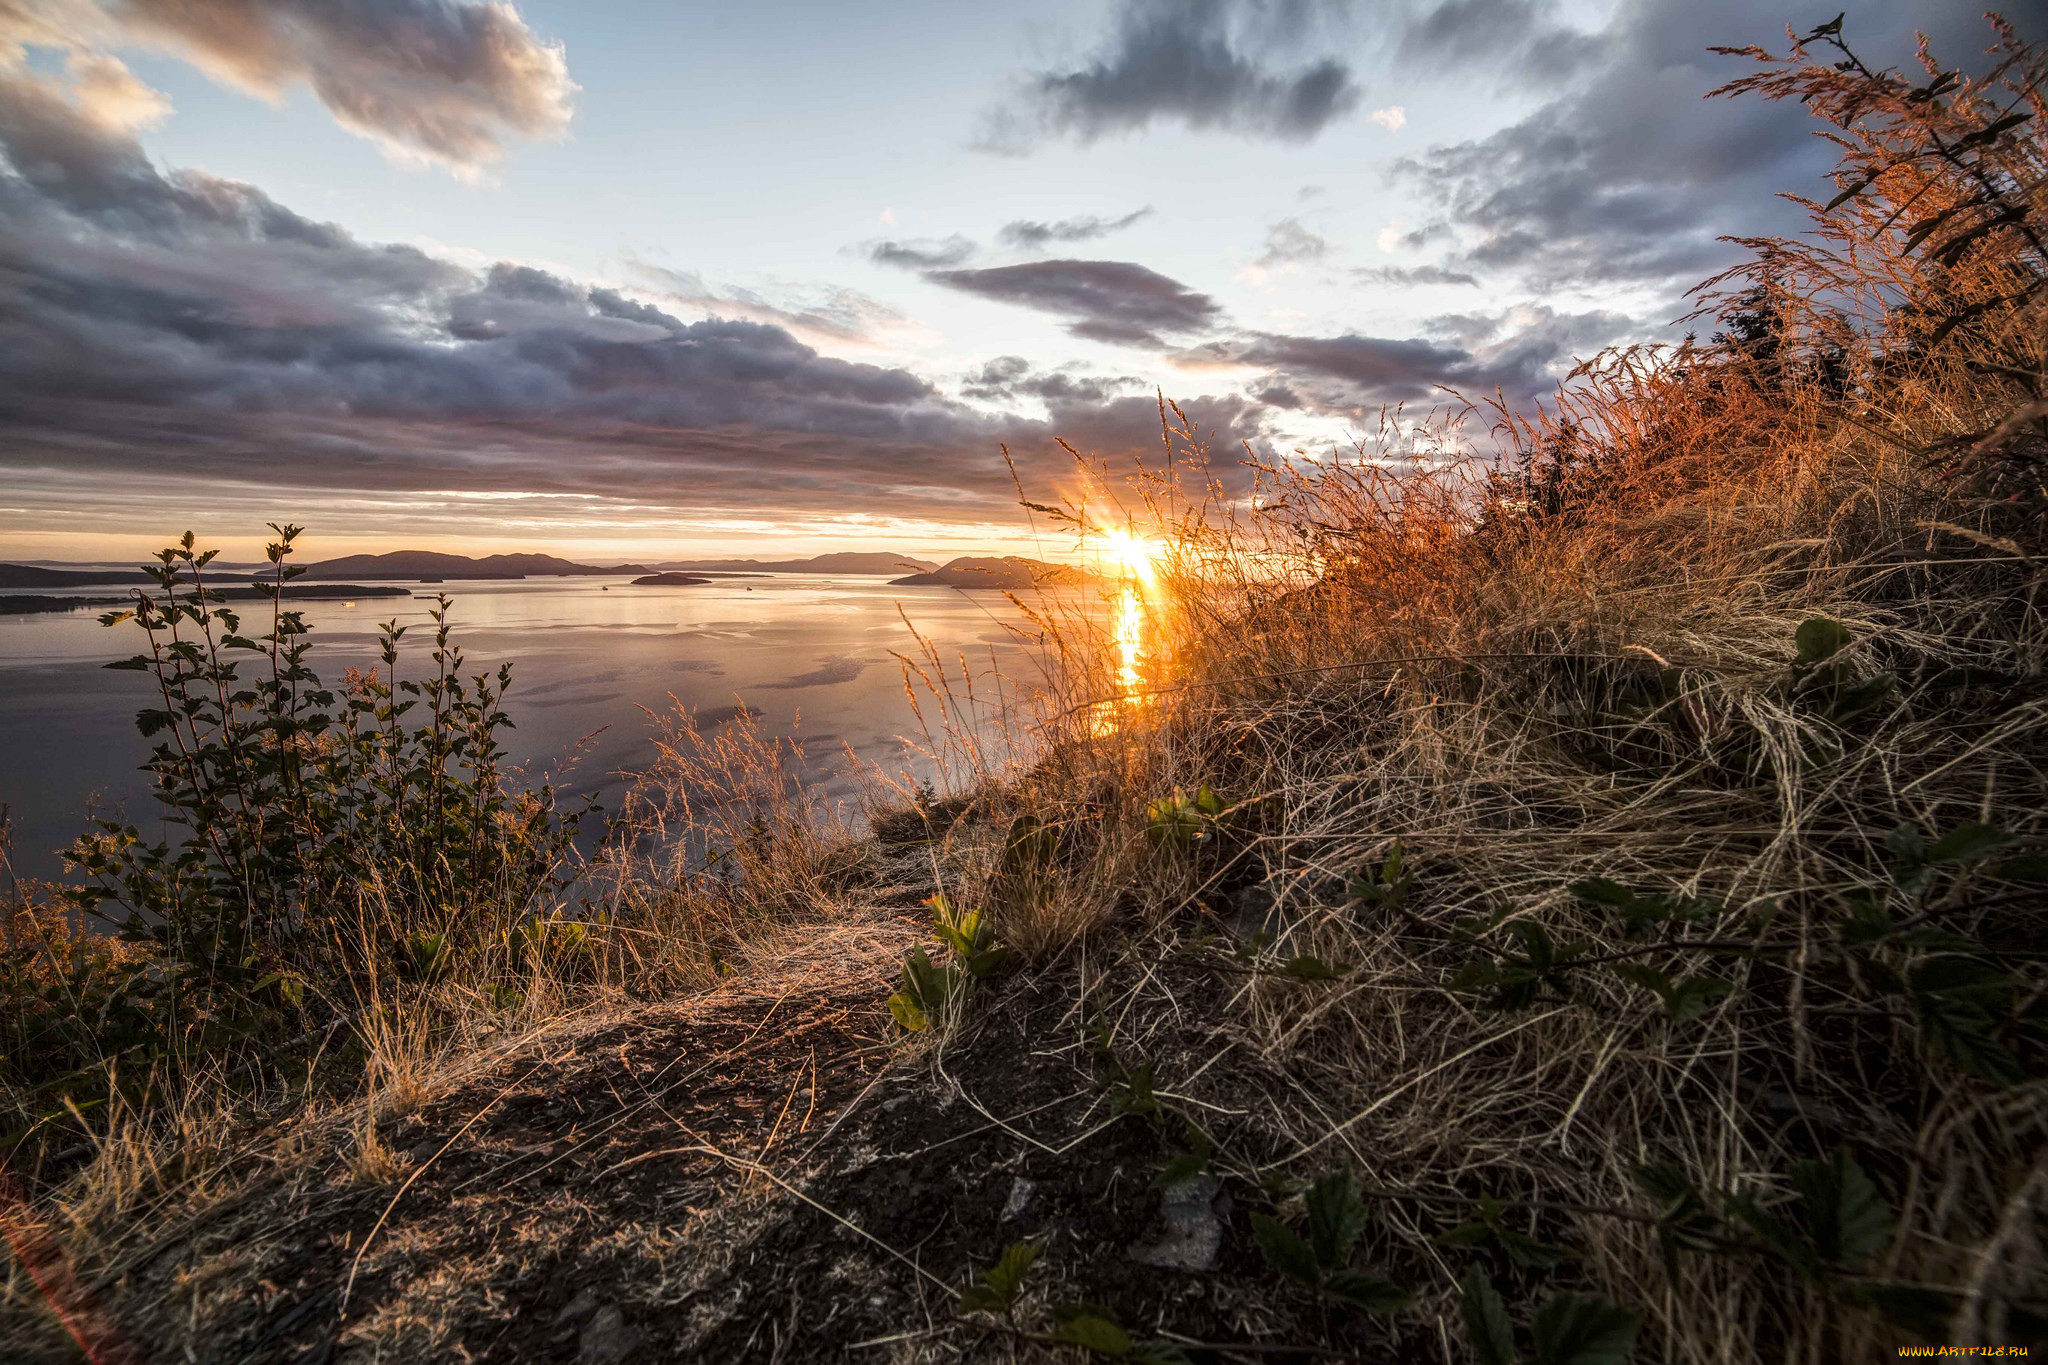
top-left (23, 909), bottom-right (1373, 1363)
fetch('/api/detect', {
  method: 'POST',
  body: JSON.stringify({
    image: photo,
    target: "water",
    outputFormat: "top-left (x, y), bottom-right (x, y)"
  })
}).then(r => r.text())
top-left (0, 575), bottom-right (1051, 881)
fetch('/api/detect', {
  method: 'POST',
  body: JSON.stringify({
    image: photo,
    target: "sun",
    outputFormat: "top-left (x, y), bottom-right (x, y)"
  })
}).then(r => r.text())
top-left (1097, 528), bottom-right (1159, 587)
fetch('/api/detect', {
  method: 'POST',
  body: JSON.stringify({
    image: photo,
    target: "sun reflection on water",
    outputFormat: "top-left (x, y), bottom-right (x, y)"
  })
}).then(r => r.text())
top-left (1088, 532), bottom-right (1163, 735)
top-left (1115, 584), bottom-right (1146, 694)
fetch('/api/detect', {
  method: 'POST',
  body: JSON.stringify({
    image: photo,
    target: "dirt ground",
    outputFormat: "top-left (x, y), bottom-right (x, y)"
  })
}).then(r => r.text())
top-left (11, 888), bottom-right (1415, 1364)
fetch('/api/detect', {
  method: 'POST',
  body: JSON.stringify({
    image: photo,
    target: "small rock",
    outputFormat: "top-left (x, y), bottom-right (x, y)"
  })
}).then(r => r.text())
top-left (553, 1285), bottom-right (600, 1329)
top-left (578, 1304), bottom-right (640, 1365)
top-left (407, 1139), bottom-right (439, 1164)
top-left (1229, 884), bottom-right (1278, 938)
top-left (1001, 1176), bottom-right (1036, 1221)
top-left (1128, 1174), bottom-right (1223, 1272)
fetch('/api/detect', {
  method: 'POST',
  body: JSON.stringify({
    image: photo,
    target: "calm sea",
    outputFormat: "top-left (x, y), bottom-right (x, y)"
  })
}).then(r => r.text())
top-left (0, 575), bottom-right (1043, 881)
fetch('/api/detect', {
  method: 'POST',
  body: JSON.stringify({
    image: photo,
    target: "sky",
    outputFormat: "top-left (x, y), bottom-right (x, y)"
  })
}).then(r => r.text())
top-left (0, 0), bottom-right (2003, 564)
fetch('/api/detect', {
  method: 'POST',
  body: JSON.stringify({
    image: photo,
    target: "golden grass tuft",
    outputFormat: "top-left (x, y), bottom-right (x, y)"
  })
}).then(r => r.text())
top-left (896, 20), bottom-right (2048, 1356)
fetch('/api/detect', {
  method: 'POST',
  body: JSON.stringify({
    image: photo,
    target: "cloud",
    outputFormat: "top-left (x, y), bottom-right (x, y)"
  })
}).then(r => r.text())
top-left (924, 259), bottom-right (1222, 348)
top-left (1352, 264), bottom-right (1478, 287)
top-left (1255, 218), bottom-right (1327, 268)
top-left (978, 0), bottom-right (1360, 153)
top-left (1396, 0), bottom-right (1603, 85)
top-left (1173, 305), bottom-right (1633, 411)
top-left (623, 260), bottom-right (909, 347)
top-left (1392, 0), bottom-right (2000, 291)
top-left (1037, 390), bottom-right (1272, 476)
top-left (865, 235), bottom-right (978, 269)
top-left (1365, 104), bottom-right (1404, 130)
top-left (960, 355), bottom-right (1144, 406)
top-left (3, 0), bottom-right (573, 173)
top-left (996, 207), bottom-right (1153, 250)
top-left (0, 72), bottom-right (1275, 526)
top-left (64, 52), bottom-right (171, 131)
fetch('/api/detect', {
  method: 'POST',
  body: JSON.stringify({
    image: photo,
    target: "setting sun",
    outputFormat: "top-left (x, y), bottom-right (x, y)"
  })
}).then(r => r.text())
top-left (1097, 528), bottom-right (1160, 587)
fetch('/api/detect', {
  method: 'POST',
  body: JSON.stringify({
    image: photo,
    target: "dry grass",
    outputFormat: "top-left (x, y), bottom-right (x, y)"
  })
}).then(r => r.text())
top-left (890, 21), bottom-right (2048, 1358)
top-left (0, 690), bottom-right (891, 1356)
top-left (4, 18), bottom-right (2046, 1362)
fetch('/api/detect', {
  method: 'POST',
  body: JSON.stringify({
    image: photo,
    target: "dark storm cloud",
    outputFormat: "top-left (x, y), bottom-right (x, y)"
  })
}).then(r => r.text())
top-left (1393, 0), bottom-right (2006, 291)
top-left (1353, 264), bottom-right (1479, 287)
top-left (925, 260), bottom-right (1222, 347)
top-left (0, 68), bottom-right (1277, 520)
top-left (5, 0), bottom-right (573, 171)
top-left (865, 235), bottom-right (979, 269)
top-left (1176, 306), bottom-right (1632, 411)
top-left (996, 207), bottom-right (1154, 250)
top-left (978, 0), bottom-right (1360, 152)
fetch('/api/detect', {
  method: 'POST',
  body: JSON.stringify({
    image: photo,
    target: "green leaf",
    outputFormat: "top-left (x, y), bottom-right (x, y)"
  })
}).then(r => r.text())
top-left (1498, 1225), bottom-right (1572, 1270)
top-left (1461, 1267), bottom-right (1518, 1365)
top-left (1837, 891), bottom-right (1894, 947)
top-left (1631, 1162), bottom-right (1717, 1249)
top-left (1725, 1192), bottom-right (1822, 1280)
top-left (1612, 962), bottom-right (1668, 997)
top-left (956, 1284), bottom-right (1006, 1313)
top-left (958, 1241), bottom-right (1038, 1314)
top-left (1053, 1306), bottom-right (1134, 1357)
top-left (1790, 1149), bottom-right (1891, 1270)
top-left (1887, 823), bottom-right (1938, 894)
top-left (886, 990), bottom-right (929, 1032)
top-left (1322, 1270), bottom-right (1411, 1313)
top-left (1795, 618), bottom-right (1851, 665)
top-left (1569, 877), bottom-right (1639, 909)
top-left (1910, 957), bottom-right (2023, 1085)
top-left (1828, 671), bottom-right (1896, 720)
top-left (1154, 1126), bottom-right (1213, 1188)
top-left (1886, 822), bottom-right (1927, 865)
top-left (1251, 1214), bottom-right (1322, 1287)
top-left (1531, 1293), bottom-right (1639, 1365)
top-left (1280, 954), bottom-right (1346, 982)
top-left (1992, 854), bottom-right (2048, 884)
top-left (1851, 1283), bottom-right (1955, 1342)
top-left (1128, 1343), bottom-right (1192, 1365)
top-left (1349, 838), bottom-right (1414, 910)
top-left (1305, 1169), bottom-right (1370, 1269)
top-left (1507, 920), bottom-right (1555, 972)
top-left (1665, 975), bottom-right (1735, 1027)
top-left (1925, 823), bottom-right (2021, 865)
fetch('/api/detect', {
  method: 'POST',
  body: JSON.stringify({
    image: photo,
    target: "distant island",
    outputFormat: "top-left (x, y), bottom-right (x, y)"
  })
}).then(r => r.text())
top-left (658, 552), bottom-right (937, 575)
top-left (301, 551), bottom-right (651, 580)
top-left (630, 573), bottom-right (712, 586)
top-left (1, 584), bottom-right (410, 615)
top-left (0, 563), bottom-right (158, 589)
top-left (889, 556), bottom-right (1095, 589)
top-left (291, 549), bottom-right (946, 580)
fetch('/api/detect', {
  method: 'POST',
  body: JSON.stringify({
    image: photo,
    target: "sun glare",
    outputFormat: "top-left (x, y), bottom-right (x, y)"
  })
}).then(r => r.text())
top-left (1097, 528), bottom-right (1159, 587)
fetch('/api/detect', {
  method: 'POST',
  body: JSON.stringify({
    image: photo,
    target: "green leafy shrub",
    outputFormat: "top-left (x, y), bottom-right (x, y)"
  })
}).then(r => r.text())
top-left (1252, 1170), bottom-right (1412, 1313)
top-left (43, 528), bottom-right (584, 1095)
top-left (888, 894), bottom-right (1013, 1031)
top-left (1461, 1267), bottom-right (1640, 1365)
top-left (1144, 784), bottom-right (1226, 850)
